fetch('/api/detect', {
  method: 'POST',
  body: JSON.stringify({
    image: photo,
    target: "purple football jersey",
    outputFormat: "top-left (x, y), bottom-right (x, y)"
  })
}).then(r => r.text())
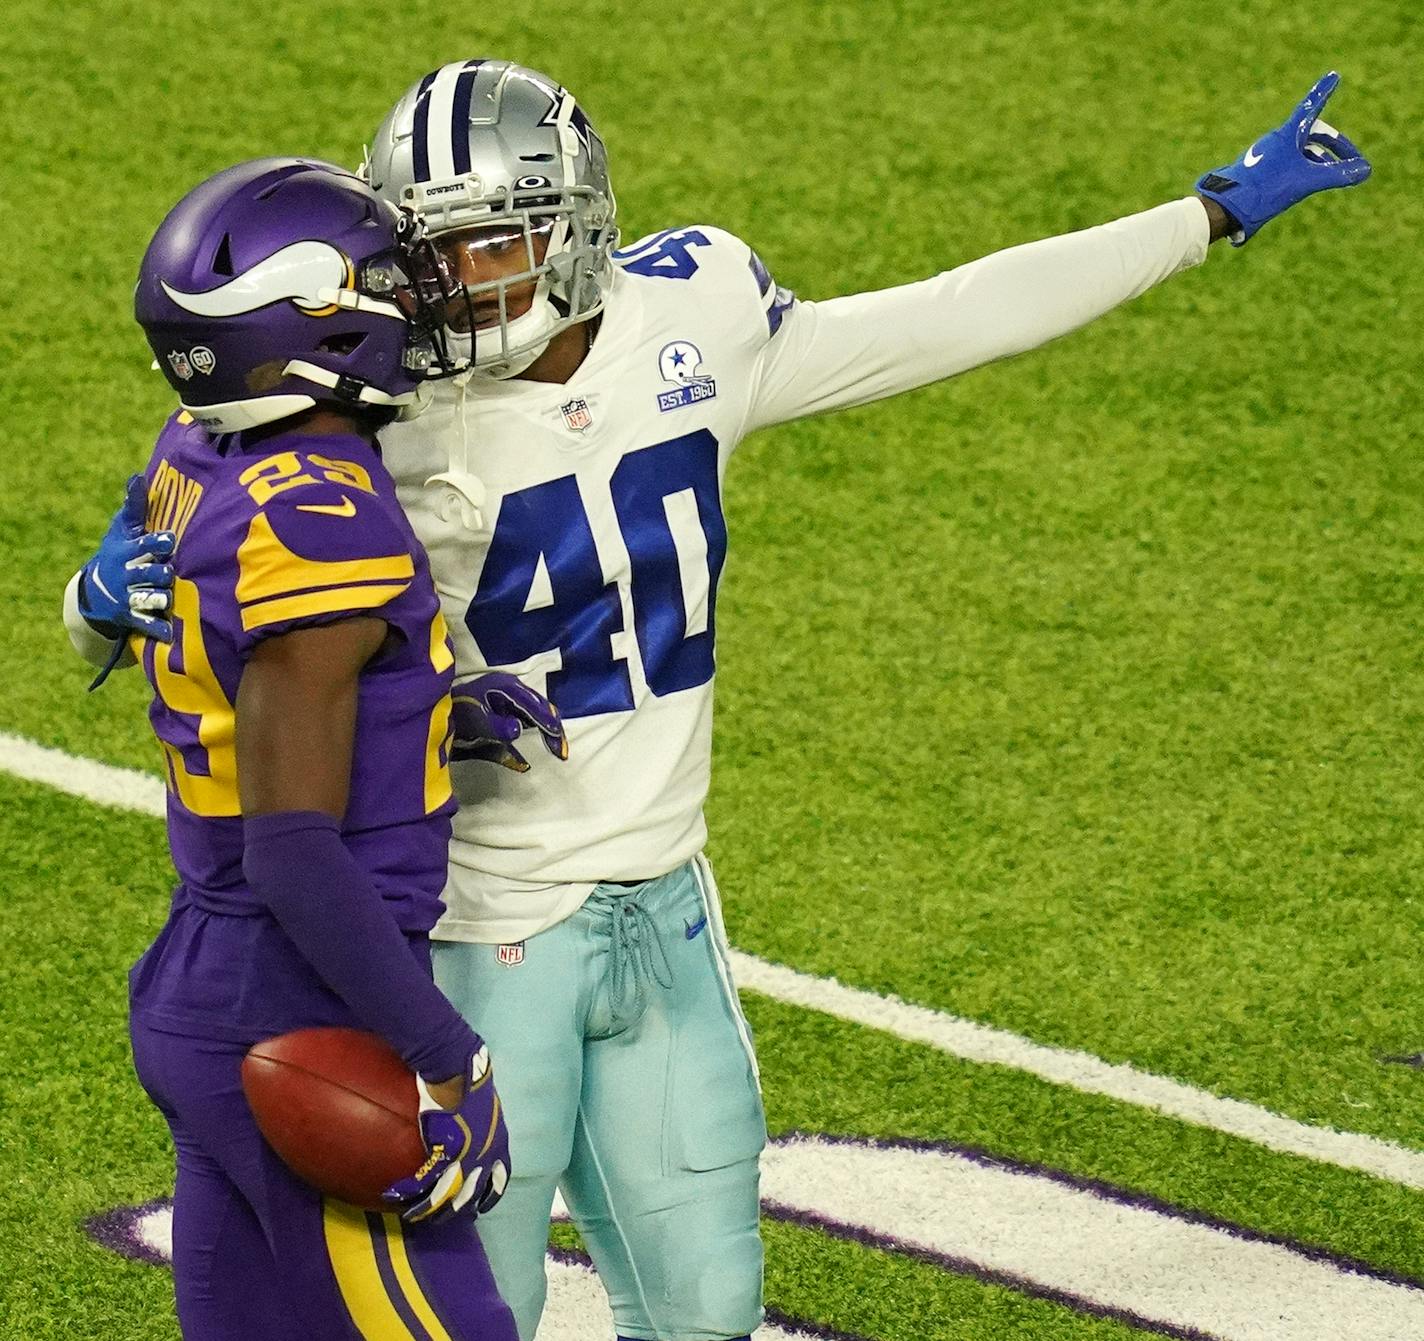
top-left (129, 411), bottom-right (457, 1041)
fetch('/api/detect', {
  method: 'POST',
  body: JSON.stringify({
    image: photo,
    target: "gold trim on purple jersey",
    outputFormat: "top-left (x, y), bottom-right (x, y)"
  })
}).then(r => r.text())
top-left (147, 458), bottom-right (205, 544)
top-left (235, 510), bottom-right (415, 633)
top-left (154, 578), bottom-right (240, 816)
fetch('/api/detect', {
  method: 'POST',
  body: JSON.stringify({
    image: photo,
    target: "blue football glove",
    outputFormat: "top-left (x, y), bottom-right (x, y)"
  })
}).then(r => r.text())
top-left (382, 1042), bottom-right (510, 1225)
top-left (78, 473), bottom-right (176, 642)
top-left (450, 672), bottom-right (569, 772)
top-left (1196, 71), bottom-right (1371, 246)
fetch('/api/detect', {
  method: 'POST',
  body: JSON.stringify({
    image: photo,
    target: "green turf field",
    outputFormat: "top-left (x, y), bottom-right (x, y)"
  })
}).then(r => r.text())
top-left (3, 2), bottom-right (1421, 1337)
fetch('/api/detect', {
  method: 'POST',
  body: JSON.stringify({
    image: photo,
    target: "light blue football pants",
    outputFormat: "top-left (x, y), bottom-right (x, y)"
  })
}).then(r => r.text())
top-left (432, 855), bottom-right (766, 1341)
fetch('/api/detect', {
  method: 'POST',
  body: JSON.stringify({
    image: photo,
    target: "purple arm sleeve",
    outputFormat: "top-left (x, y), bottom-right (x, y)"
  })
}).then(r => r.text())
top-left (242, 810), bottom-right (477, 1082)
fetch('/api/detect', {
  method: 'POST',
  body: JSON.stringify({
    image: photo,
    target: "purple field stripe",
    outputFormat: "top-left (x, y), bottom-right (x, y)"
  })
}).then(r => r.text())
top-left (773, 1131), bottom-right (1424, 1292)
top-left (83, 1198), bottom-right (172, 1268)
top-left (761, 1304), bottom-right (881, 1341)
top-left (546, 1244), bottom-right (878, 1341)
top-left (545, 1243), bottom-right (591, 1268)
top-left (763, 1198), bottom-right (1223, 1341)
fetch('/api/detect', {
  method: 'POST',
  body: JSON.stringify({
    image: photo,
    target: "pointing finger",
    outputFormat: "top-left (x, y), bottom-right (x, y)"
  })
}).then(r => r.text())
top-left (1289, 71), bottom-right (1340, 146)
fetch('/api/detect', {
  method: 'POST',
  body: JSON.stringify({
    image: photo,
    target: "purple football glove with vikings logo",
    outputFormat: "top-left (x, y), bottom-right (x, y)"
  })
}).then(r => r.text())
top-left (451, 672), bottom-right (569, 772)
top-left (383, 1042), bottom-right (510, 1225)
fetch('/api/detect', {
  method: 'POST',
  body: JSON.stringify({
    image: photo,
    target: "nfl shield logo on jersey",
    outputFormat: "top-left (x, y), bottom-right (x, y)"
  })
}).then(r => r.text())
top-left (497, 942), bottom-right (525, 967)
top-left (166, 350), bottom-right (194, 380)
top-left (561, 397), bottom-right (593, 432)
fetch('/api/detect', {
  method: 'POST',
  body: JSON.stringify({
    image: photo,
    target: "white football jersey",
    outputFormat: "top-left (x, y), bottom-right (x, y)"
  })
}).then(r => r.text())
top-left (378, 201), bottom-right (1210, 943)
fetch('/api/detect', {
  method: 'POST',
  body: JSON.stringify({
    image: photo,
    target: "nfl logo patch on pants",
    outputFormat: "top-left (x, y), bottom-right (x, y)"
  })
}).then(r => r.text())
top-left (497, 942), bottom-right (525, 967)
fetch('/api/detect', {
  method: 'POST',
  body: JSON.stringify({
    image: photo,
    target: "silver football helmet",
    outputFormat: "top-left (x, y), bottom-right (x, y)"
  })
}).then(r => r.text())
top-left (363, 60), bottom-right (617, 379)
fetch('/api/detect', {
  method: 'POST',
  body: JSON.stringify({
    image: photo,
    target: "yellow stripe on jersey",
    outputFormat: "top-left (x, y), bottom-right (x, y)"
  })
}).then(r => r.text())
top-left (322, 1203), bottom-right (427, 1340)
top-left (236, 510), bottom-right (415, 607)
top-left (382, 1219), bottom-right (456, 1341)
top-left (154, 578), bottom-right (240, 817)
top-left (240, 582), bottom-right (412, 632)
top-left (424, 692), bottom-right (453, 813)
top-left (429, 609), bottom-right (455, 675)
top-left (424, 608), bottom-right (455, 812)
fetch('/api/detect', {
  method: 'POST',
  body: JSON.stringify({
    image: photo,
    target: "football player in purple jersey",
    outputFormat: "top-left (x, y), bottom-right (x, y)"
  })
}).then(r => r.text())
top-left (94, 157), bottom-right (523, 1340)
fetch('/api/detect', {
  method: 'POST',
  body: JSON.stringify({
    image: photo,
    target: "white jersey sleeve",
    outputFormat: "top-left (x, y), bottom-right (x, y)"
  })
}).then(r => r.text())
top-left (63, 569), bottom-right (135, 669)
top-left (745, 197), bottom-right (1211, 433)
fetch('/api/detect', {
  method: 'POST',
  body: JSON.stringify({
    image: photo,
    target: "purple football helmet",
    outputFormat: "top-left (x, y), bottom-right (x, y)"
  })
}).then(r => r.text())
top-left (135, 158), bottom-right (448, 432)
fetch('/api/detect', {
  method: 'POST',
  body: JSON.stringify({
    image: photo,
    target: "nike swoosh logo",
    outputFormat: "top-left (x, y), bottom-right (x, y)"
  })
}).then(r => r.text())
top-left (1243, 145), bottom-right (1263, 168)
top-left (296, 495), bottom-right (357, 517)
top-left (684, 915), bottom-right (708, 941)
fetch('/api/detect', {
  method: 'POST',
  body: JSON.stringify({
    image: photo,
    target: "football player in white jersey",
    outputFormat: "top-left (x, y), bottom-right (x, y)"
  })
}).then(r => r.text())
top-left (68, 58), bottom-right (1369, 1341)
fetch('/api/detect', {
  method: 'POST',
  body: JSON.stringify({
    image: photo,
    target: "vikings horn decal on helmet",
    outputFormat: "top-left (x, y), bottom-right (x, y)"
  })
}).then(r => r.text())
top-left (160, 241), bottom-right (356, 317)
top-left (134, 158), bottom-right (446, 433)
top-left (362, 60), bottom-right (618, 379)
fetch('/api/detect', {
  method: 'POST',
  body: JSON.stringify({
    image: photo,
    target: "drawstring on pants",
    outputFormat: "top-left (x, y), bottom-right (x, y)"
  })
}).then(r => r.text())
top-left (587, 887), bottom-right (673, 1032)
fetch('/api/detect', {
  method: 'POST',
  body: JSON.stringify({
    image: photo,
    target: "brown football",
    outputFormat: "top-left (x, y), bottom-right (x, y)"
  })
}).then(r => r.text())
top-left (241, 1027), bottom-right (425, 1210)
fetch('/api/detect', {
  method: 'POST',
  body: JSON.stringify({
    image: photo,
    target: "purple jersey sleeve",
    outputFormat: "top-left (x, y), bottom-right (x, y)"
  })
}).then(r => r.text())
top-left (230, 451), bottom-right (417, 657)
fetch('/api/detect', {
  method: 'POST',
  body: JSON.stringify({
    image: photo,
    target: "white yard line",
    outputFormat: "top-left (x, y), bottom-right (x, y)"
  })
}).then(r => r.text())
top-left (761, 1136), bottom-right (1424, 1341)
top-left (1, 731), bottom-right (166, 817)
top-left (732, 952), bottom-right (1424, 1190)
top-left (8, 729), bottom-right (1424, 1191)
top-left (121, 1147), bottom-right (1424, 1341)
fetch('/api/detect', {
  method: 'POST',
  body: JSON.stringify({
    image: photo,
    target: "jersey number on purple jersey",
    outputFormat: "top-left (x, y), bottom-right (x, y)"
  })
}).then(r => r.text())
top-left (465, 429), bottom-right (727, 718)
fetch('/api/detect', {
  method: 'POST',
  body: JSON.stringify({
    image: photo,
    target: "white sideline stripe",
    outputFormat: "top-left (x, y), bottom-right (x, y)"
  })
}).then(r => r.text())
top-left (0, 732), bottom-right (166, 817)
top-left (762, 1136), bottom-right (1424, 1341)
top-left (7, 730), bottom-right (1424, 1190)
top-left (731, 952), bottom-right (1424, 1190)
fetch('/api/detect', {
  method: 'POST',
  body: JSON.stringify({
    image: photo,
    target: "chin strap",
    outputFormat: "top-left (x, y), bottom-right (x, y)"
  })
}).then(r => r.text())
top-left (311, 287), bottom-right (406, 321)
top-left (282, 359), bottom-right (423, 408)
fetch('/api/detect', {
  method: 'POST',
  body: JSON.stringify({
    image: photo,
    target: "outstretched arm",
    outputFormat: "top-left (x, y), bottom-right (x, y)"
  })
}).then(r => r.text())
top-left (747, 197), bottom-right (1213, 432)
top-left (747, 73), bottom-right (1368, 434)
